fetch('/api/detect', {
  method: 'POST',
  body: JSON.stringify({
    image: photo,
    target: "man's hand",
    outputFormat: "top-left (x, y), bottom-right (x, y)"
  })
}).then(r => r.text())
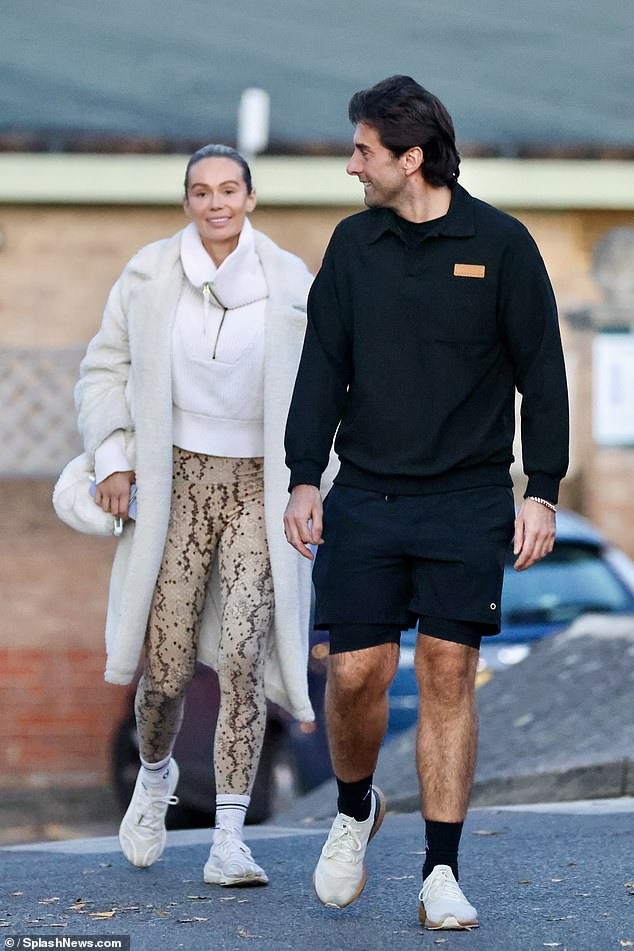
top-left (94, 470), bottom-right (135, 520)
top-left (283, 484), bottom-right (324, 560)
top-left (513, 497), bottom-right (556, 571)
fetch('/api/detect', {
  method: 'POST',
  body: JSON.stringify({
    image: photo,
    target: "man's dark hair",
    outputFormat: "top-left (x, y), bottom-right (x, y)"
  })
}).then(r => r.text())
top-left (348, 75), bottom-right (460, 189)
top-left (184, 144), bottom-right (253, 196)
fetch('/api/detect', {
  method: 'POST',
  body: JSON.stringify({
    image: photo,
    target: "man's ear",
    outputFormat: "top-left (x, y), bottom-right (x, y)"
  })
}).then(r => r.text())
top-left (402, 146), bottom-right (424, 177)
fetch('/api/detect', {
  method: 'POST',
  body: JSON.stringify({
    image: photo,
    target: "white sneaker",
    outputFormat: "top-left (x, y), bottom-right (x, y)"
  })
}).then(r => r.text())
top-left (418, 864), bottom-right (479, 930)
top-left (313, 786), bottom-right (386, 908)
top-left (118, 761), bottom-right (179, 868)
top-left (204, 830), bottom-right (269, 886)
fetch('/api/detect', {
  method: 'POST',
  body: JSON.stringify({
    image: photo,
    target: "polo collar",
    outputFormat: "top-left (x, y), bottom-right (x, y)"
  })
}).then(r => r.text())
top-left (366, 183), bottom-right (476, 244)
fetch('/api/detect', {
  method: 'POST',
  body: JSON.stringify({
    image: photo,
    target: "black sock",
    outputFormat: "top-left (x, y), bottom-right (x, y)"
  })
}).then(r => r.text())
top-left (336, 774), bottom-right (374, 821)
top-left (422, 819), bottom-right (463, 881)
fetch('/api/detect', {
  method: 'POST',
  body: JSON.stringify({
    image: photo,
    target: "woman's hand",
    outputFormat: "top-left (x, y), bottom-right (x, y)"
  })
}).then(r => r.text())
top-left (94, 470), bottom-right (136, 520)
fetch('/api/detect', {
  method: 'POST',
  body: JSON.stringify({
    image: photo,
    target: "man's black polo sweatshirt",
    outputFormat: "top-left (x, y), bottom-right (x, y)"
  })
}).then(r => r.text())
top-left (285, 184), bottom-right (569, 503)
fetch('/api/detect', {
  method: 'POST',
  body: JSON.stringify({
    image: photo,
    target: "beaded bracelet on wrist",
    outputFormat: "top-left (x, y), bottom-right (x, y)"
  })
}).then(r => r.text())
top-left (527, 495), bottom-right (557, 513)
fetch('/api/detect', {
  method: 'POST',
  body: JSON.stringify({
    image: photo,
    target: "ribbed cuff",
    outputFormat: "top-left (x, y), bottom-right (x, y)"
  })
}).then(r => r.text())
top-left (94, 430), bottom-right (133, 484)
top-left (524, 473), bottom-right (560, 505)
top-left (288, 461), bottom-right (323, 492)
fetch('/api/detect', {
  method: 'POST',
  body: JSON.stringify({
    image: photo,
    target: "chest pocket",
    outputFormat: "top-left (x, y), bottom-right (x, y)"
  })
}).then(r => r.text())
top-left (430, 273), bottom-right (496, 342)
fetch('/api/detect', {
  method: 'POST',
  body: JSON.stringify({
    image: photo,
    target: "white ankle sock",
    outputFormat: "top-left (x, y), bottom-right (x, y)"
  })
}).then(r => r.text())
top-left (140, 753), bottom-right (172, 792)
top-left (214, 793), bottom-right (250, 841)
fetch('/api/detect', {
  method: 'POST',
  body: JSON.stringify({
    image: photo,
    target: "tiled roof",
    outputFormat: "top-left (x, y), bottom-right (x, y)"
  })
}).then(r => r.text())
top-left (2, 0), bottom-right (632, 152)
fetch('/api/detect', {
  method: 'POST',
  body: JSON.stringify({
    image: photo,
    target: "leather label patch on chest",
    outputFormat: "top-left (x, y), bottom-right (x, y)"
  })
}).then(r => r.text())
top-left (453, 263), bottom-right (486, 279)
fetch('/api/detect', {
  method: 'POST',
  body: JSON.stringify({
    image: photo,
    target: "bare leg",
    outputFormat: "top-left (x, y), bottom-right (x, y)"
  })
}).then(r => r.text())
top-left (415, 636), bottom-right (479, 821)
top-left (313, 641), bottom-right (399, 907)
top-left (326, 642), bottom-right (400, 781)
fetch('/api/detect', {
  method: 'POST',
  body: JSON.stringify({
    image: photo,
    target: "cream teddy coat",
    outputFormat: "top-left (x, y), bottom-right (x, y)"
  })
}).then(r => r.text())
top-left (76, 227), bottom-right (333, 722)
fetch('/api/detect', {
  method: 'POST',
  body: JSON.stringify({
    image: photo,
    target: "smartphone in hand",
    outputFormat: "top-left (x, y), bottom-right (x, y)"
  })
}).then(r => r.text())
top-left (89, 481), bottom-right (137, 519)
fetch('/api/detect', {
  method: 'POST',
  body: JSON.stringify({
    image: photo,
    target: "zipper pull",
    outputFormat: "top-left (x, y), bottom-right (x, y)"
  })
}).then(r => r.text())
top-left (202, 282), bottom-right (212, 336)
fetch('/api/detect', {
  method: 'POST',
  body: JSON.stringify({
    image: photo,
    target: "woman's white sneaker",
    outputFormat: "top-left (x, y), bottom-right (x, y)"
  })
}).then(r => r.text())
top-left (313, 786), bottom-right (386, 908)
top-left (118, 761), bottom-right (180, 868)
top-left (418, 864), bottom-right (479, 929)
top-left (204, 830), bottom-right (269, 886)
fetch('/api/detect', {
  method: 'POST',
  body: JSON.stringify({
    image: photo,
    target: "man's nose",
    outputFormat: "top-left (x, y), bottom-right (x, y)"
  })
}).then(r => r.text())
top-left (346, 154), bottom-right (361, 176)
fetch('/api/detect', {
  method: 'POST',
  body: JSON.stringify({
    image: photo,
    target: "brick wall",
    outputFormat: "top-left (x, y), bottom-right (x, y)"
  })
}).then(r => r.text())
top-left (0, 480), bottom-right (131, 789)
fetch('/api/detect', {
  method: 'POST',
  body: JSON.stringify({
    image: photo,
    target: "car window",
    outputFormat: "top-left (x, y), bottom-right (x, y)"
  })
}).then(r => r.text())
top-left (502, 542), bottom-right (632, 624)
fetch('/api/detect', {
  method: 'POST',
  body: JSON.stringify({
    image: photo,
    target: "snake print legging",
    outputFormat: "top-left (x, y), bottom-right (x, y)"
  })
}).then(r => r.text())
top-left (135, 447), bottom-right (274, 795)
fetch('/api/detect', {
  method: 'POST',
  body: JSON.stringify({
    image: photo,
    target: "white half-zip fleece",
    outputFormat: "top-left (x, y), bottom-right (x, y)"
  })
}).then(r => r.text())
top-left (172, 219), bottom-right (269, 457)
top-left (94, 220), bottom-right (270, 480)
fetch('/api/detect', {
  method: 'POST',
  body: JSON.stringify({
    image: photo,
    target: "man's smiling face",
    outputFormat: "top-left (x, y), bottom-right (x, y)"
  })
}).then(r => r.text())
top-left (346, 122), bottom-right (408, 210)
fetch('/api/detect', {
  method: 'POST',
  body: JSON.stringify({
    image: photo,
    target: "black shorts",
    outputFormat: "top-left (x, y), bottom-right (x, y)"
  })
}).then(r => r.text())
top-left (313, 484), bottom-right (515, 653)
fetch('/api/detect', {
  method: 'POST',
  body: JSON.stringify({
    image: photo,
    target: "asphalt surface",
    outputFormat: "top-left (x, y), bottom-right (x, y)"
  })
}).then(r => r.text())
top-left (2, 798), bottom-right (633, 951)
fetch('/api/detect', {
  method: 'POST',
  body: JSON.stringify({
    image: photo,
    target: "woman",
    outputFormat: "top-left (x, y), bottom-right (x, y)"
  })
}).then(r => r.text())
top-left (76, 144), bottom-right (321, 885)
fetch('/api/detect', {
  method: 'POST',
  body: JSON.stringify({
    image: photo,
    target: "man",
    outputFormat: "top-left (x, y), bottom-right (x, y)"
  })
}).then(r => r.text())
top-left (284, 75), bottom-right (568, 930)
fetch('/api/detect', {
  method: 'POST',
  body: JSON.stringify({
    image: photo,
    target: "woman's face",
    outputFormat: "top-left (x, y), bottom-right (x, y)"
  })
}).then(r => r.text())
top-left (183, 156), bottom-right (256, 258)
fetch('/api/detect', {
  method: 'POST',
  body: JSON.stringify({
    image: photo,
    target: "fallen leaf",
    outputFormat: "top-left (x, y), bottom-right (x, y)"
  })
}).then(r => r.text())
top-left (220, 896), bottom-right (237, 902)
top-left (192, 917), bottom-right (208, 922)
top-left (618, 942), bottom-right (634, 947)
top-left (98, 863), bottom-right (112, 869)
top-left (434, 940), bottom-right (448, 945)
top-left (237, 900), bottom-right (249, 904)
top-left (68, 900), bottom-right (91, 911)
top-left (625, 882), bottom-right (634, 888)
top-left (90, 910), bottom-right (116, 919)
top-left (156, 911), bottom-right (170, 918)
top-left (386, 875), bottom-right (414, 880)
top-left (551, 878), bottom-right (565, 883)
top-left (237, 928), bottom-right (262, 939)
top-left (38, 898), bottom-right (60, 905)
top-left (49, 924), bottom-right (68, 929)
top-left (543, 944), bottom-right (562, 948)
top-left (186, 895), bottom-right (211, 901)
top-left (472, 829), bottom-right (502, 836)
top-left (574, 892), bottom-right (592, 897)
top-left (11, 892), bottom-right (24, 896)
top-left (518, 880), bottom-right (532, 885)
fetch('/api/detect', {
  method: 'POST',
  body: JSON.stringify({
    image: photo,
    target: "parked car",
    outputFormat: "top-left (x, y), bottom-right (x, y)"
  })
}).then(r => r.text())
top-left (387, 510), bottom-right (634, 731)
top-left (479, 509), bottom-right (634, 672)
top-left (111, 510), bottom-right (634, 823)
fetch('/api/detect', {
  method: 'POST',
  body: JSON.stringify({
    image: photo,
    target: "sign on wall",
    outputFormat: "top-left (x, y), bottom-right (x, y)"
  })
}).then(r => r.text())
top-left (593, 332), bottom-right (634, 446)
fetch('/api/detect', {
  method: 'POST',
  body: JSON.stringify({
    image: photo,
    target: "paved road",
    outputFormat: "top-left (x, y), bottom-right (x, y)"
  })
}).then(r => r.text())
top-left (2, 798), bottom-right (633, 951)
